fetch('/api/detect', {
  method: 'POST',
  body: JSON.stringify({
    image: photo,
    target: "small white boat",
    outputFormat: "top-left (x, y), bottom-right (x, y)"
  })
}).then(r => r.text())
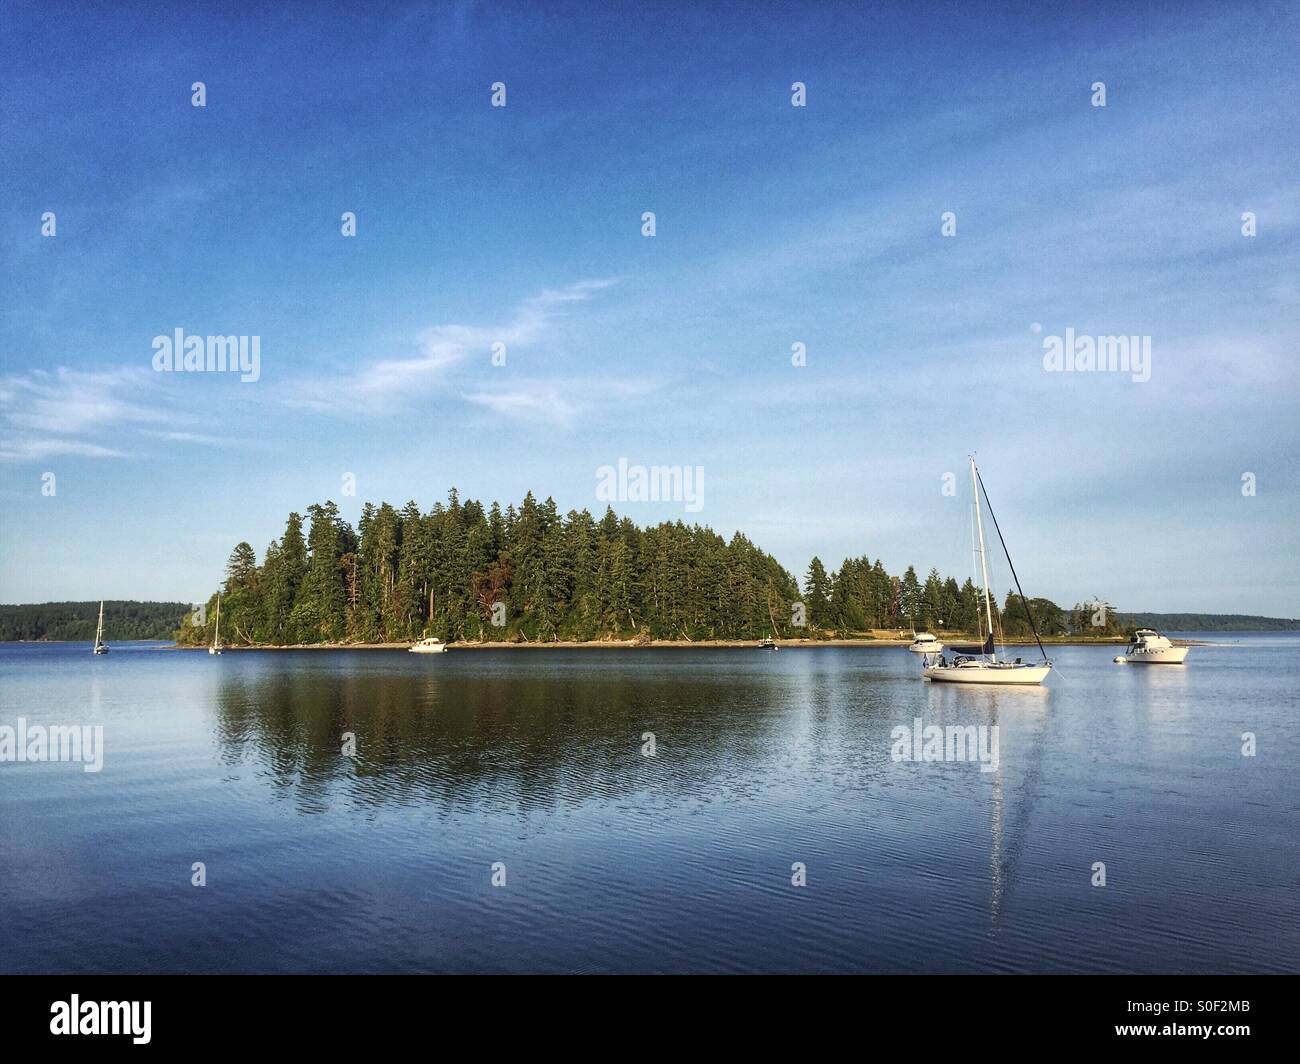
top-left (921, 457), bottom-right (1051, 687)
top-left (758, 637), bottom-right (778, 650)
top-left (908, 632), bottom-right (943, 654)
top-left (1114, 629), bottom-right (1188, 665)
top-left (209, 594), bottom-right (223, 655)
top-left (409, 637), bottom-right (447, 654)
top-left (92, 600), bottom-right (110, 654)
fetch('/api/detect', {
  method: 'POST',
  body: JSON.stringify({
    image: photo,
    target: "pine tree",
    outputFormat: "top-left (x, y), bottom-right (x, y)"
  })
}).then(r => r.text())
top-left (221, 542), bottom-right (258, 644)
top-left (804, 557), bottom-right (831, 628)
top-left (922, 568), bottom-right (944, 629)
top-left (264, 512), bottom-right (307, 642)
top-left (831, 558), bottom-right (865, 633)
top-left (290, 502), bottom-right (347, 641)
top-left (900, 566), bottom-right (922, 626)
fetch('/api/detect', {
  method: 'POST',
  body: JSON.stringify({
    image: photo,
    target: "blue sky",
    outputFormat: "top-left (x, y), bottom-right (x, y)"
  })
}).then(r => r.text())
top-left (1, 0), bottom-right (1297, 614)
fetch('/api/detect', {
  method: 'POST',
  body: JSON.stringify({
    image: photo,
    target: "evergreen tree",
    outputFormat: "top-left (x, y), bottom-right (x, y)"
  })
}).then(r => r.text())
top-left (831, 558), bottom-right (866, 632)
top-left (263, 512), bottom-right (307, 642)
top-left (220, 542), bottom-right (258, 644)
top-left (290, 502), bottom-right (347, 640)
top-left (804, 557), bottom-right (831, 628)
top-left (900, 566), bottom-right (922, 625)
top-left (920, 568), bottom-right (944, 629)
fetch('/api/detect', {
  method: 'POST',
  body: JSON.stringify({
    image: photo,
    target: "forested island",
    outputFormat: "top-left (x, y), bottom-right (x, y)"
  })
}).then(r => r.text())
top-left (0, 601), bottom-right (192, 642)
top-left (167, 490), bottom-right (1270, 648)
top-left (6, 497), bottom-right (1295, 646)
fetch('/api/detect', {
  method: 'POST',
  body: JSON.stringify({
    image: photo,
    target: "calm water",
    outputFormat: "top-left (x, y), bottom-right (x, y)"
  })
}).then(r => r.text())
top-left (1, 636), bottom-right (1297, 974)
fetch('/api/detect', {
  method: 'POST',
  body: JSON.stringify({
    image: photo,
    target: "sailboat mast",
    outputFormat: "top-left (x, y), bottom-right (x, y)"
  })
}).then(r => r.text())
top-left (970, 457), bottom-right (996, 662)
top-left (96, 601), bottom-right (104, 644)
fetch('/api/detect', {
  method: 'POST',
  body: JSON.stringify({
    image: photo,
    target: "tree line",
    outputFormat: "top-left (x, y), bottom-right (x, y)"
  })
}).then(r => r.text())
top-left (0, 601), bottom-right (191, 642)
top-left (175, 491), bottom-right (1128, 646)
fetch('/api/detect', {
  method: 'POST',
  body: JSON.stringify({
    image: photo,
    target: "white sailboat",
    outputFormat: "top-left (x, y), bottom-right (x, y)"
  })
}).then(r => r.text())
top-left (923, 458), bottom-right (1051, 686)
top-left (209, 595), bottom-right (223, 655)
top-left (92, 600), bottom-right (110, 654)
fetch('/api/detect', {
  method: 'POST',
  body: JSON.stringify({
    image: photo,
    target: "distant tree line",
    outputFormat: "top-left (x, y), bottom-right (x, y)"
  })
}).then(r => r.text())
top-left (1115, 613), bottom-right (1299, 632)
top-left (0, 601), bottom-right (191, 642)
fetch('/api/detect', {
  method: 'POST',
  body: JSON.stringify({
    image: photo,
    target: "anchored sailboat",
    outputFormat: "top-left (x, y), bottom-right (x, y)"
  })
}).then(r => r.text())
top-left (922, 458), bottom-right (1051, 686)
top-left (209, 595), bottom-right (223, 655)
top-left (93, 600), bottom-right (110, 654)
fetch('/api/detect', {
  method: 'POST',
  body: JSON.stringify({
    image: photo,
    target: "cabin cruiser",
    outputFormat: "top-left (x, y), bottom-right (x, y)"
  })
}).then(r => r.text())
top-left (1114, 629), bottom-right (1188, 665)
top-left (409, 637), bottom-right (447, 654)
top-left (908, 632), bottom-right (943, 654)
top-left (758, 637), bottom-right (778, 650)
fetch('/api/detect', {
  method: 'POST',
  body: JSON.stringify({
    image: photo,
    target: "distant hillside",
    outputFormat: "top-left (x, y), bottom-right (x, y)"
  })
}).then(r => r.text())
top-left (1116, 613), bottom-right (1300, 632)
top-left (0, 601), bottom-right (192, 642)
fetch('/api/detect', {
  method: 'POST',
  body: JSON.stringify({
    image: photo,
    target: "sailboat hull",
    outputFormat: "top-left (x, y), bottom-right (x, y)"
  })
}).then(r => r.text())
top-left (923, 663), bottom-right (1050, 685)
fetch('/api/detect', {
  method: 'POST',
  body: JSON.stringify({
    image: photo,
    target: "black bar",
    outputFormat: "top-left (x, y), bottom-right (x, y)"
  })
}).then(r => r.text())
top-left (0, 975), bottom-right (1288, 1050)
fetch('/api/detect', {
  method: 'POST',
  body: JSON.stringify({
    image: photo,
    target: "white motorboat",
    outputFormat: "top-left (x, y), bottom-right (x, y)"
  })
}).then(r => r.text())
top-left (209, 594), bottom-right (223, 655)
top-left (409, 637), bottom-right (448, 654)
top-left (922, 457), bottom-right (1052, 686)
top-left (92, 600), bottom-right (110, 654)
top-left (908, 632), bottom-right (943, 654)
top-left (758, 637), bottom-right (778, 650)
top-left (1114, 629), bottom-right (1189, 665)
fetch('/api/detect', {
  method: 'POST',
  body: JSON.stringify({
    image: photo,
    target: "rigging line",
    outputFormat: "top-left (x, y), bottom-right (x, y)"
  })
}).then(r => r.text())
top-left (974, 469), bottom-right (1049, 664)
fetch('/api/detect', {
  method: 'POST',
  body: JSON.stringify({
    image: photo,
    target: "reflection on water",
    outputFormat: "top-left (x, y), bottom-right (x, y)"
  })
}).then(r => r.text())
top-left (1, 640), bottom-right (1297, 973)
top-left (212, 660), bottom-right (876, 816)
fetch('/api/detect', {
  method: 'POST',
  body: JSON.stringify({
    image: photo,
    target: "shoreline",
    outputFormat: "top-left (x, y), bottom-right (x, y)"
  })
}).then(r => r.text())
top-left (162, 635), bottom-right (1182, 651)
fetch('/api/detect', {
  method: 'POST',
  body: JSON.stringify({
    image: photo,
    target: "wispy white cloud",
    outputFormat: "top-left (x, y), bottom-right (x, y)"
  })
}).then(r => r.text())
top-left (463, 385), bottom-right (580, 427)
top-left (1, 366), bottom-right (164, 434)
top-left (0, 280), bottom-right (628, 462)
top-left (0, 438), bottom-right (129, 461)
top-left (462, 376), bottom-right (657, 429)
top-left (141, 429), bottom-right (248, 447)
top-left (0, 366), bottom-right (164, 461)
top-left (288, 279), bottom-right (620, 414)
